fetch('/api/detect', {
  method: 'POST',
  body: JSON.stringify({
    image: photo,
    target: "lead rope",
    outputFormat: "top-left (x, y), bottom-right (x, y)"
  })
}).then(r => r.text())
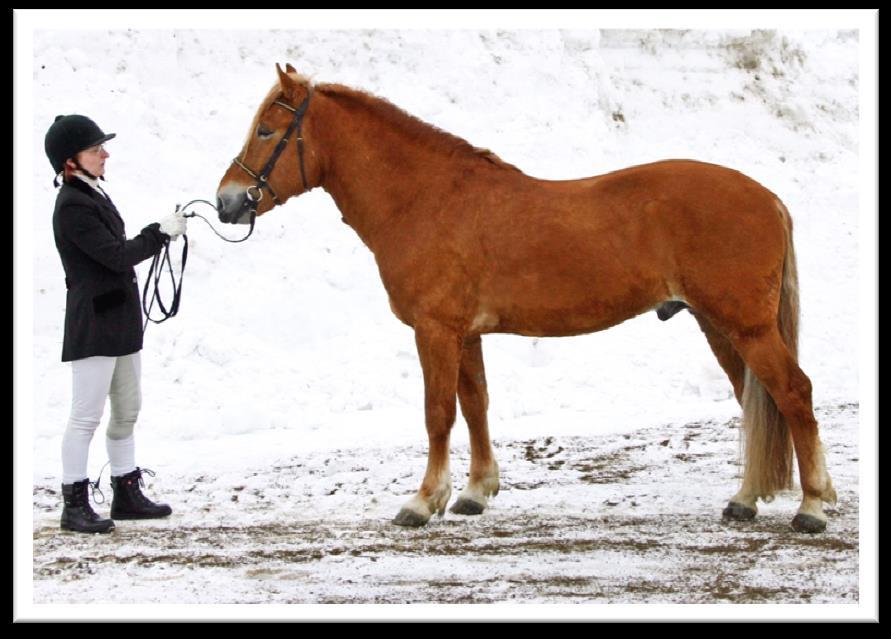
top-left (178, 198), bottom-right (256, 244)
top-left (91, 463), bottom-right (158, 504)
top-left (142, 221), bottom-right (187, 328)
top-left (142, 199), bottom-right (256, 331)
top-left (90, 462), bottom-right (110, 504)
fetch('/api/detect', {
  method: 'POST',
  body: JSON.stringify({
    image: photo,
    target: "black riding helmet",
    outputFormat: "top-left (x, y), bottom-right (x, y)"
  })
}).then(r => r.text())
top-left (45, 114), bottom-right (116, 182)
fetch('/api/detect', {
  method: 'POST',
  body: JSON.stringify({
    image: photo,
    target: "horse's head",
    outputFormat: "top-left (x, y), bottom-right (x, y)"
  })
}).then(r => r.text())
top-left (216, 64), bottom-right (315, 224)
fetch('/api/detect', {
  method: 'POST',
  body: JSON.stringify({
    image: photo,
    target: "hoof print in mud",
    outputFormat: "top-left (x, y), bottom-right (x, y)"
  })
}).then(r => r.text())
top-left (791, 513), bottom-right (827, 534)
top-left (722, 502), bottom-right (757, 521)
top-left (449, 499), bottom-right (485, 516)
top-left (393, 509), bottom-right (430, 528)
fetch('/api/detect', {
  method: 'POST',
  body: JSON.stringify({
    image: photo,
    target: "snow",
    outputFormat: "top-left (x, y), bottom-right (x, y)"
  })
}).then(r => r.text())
top-left (15, 10), bottom-right (877, 621)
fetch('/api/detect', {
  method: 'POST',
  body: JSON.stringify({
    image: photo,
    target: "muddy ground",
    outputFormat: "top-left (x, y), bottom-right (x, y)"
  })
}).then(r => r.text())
top-left (31, 403), bottom-right (859, 607)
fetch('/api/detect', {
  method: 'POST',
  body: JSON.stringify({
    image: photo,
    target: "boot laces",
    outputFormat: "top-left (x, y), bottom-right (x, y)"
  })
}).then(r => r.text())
top-left (133, 466), bottom-right (157, 489)
top-left (124, 467), bottom-right (159, 506)
top-left (136, 467), bottom-right (158, 505)
top-left (68, 479), bottom-right (103, 520)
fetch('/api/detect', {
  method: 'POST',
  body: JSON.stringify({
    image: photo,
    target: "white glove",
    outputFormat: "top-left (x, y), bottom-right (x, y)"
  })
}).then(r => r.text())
top-left (159, 210), bottom-right (187, 239)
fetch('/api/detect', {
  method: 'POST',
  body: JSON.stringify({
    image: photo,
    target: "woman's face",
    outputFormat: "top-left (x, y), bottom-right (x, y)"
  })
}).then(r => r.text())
top-left (75, 143), bottom-right (109, 177)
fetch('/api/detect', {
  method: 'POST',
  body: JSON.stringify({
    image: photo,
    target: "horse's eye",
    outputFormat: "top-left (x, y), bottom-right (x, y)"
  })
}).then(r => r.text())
top-left (257, 125), bottom-right (274, 139)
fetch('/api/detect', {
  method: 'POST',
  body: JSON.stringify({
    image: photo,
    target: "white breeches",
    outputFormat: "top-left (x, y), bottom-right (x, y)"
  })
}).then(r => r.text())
top-left (61, 353), bottom-right (141, 483)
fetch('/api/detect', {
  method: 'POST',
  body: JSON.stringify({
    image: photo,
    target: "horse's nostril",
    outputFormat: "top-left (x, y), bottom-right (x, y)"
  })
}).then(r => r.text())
top-left (216, 194), bottom-right (234, 222)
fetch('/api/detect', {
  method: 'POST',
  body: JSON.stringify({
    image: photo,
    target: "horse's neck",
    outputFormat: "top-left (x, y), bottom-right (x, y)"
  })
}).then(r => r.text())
top-left (313, 91), bottom-right (463, 251)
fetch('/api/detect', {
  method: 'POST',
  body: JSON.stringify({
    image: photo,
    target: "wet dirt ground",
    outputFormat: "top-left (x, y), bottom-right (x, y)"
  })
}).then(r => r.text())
top-left (31, 403), bottom-right (859, 606)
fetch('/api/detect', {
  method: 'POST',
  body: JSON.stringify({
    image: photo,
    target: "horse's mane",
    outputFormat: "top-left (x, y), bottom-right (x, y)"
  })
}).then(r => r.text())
top-left (315, 82), bottom-right (522, 173)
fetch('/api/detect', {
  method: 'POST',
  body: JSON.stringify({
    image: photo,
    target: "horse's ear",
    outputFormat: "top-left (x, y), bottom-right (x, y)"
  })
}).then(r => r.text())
top-left (276, 63), bottom-right (300, 101)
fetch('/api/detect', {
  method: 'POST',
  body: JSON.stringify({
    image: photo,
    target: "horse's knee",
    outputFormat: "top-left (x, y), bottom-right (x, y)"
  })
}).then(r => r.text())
top-left (425, 401), bottom-right (457, 433)
top-left (458, 387), bottom-right (488, 419)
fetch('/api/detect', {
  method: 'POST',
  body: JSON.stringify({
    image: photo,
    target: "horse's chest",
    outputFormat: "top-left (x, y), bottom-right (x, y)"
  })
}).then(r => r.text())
top-left (375, 242), bottom-right (475, 327)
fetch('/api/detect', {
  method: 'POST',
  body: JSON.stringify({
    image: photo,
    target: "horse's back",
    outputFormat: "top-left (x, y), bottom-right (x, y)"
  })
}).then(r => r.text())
top-left (469, 160), bottom-right (788, 336)
top-left (584, 159), bottom-right (788, 270)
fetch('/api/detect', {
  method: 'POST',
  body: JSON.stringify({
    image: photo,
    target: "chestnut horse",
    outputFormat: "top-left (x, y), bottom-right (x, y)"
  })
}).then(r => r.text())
top-left (216, 65), bottom-right (836, 533)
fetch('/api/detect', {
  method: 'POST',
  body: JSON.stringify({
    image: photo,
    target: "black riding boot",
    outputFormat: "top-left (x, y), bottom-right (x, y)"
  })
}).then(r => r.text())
top-left (61, 479), bottom-right (115, 534)
top-left (110, 467), bottom-right (172, 520)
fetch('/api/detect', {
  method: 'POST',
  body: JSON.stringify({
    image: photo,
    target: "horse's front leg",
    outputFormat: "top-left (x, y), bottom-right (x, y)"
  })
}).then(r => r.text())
top-left (450, 335), bottom-right (500, 516)
top-left (393, 320), bottom-right (462, 527)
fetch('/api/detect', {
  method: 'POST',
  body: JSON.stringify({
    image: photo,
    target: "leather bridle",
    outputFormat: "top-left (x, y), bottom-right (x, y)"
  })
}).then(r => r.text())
top-left (230, 88), bottom-right (313, 212)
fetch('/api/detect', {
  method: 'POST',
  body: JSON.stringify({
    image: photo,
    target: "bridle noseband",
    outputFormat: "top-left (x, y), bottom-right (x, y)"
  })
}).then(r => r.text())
top-left (231, 88), bottom-right (313, 210)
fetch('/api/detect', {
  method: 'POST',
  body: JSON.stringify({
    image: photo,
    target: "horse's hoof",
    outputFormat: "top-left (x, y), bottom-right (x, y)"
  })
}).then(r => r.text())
top-left (791, 513), bottom-right (826, 534)
top-left (722, 502), bottom-right (757, 521)
top-left (393, 508), bottom-right (430, 528)
top-left (449, 498), bottom-right (485, 516)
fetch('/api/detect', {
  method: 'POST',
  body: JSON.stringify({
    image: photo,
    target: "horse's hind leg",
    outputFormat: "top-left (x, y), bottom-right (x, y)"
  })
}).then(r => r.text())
top-left (450, 336), bottom-right (500, 516)
top-left (731, 328), bottom-right (836, 532)
top-left (393, 320), bottom-right (462, 527)
top-left (693, 312), bottom-right (746, 405)
top-left (691, 313), bottom-right (761, 520)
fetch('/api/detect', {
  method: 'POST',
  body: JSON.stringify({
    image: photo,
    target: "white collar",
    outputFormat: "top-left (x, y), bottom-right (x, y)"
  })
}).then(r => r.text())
top-left (74, 172), bottom-right (108, 198)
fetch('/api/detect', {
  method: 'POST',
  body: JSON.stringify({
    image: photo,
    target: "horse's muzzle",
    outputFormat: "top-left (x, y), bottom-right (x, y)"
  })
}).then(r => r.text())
top-left (216, 192), bottom-right (253, 225)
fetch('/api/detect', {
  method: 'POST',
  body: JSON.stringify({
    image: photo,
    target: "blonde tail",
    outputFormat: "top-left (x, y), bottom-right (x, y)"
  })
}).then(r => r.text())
top-left (739, 203), bottom-right (797, 499)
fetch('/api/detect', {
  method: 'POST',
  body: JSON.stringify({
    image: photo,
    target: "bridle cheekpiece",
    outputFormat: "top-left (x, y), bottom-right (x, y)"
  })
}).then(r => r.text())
top-left (231, 87), bottom-right (313, 211)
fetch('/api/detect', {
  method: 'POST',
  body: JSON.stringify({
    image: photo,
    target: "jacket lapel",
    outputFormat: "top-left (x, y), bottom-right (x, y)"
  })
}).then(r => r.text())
top-left (69, 178), bottom-right (125, 236)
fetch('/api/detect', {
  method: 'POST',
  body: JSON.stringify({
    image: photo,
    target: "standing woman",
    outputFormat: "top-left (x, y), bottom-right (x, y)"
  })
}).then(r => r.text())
top-left (45, 114), bottom-right (187, 534)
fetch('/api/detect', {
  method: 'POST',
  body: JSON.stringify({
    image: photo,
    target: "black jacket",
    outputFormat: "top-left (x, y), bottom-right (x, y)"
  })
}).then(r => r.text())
top-left (52, 178), bottom-right (168, 362)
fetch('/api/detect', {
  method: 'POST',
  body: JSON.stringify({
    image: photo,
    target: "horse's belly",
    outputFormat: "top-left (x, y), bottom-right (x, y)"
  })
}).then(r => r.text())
top-left (480, 278), bottom-right (664, 338)
top-left (492, 306), bottom-right (651, 338)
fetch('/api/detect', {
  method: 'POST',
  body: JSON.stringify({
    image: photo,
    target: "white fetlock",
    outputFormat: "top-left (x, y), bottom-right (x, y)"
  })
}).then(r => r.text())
top-left (394, 468), bottom-right (452, 526)
top-left (729, 489), bottom-right (759, 512)
top-left (481, 461), bottom-right (500, 498)
top-left (462, 463), bottom-right (500, 503)
top-left (422, 466), bottom-right (453, 516)
top-left (821, 474), bottom-right (838, 506)
top-left (456, 485), bottom-right (489, 509)
top-left (401, 479), bottom-right (452, 518)
top-left (432, 482), bottom-right (453, 517)
top-left (797, 494), bottom-right (828, 523)
top-left (812, 441), bottom-right (837, 506)
top-left (400, 494), bottom-right (434, 520)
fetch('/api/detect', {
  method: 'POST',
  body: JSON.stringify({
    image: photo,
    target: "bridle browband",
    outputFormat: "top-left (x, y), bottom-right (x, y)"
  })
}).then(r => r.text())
top-left (231, 88), bottom-right (313, 210)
